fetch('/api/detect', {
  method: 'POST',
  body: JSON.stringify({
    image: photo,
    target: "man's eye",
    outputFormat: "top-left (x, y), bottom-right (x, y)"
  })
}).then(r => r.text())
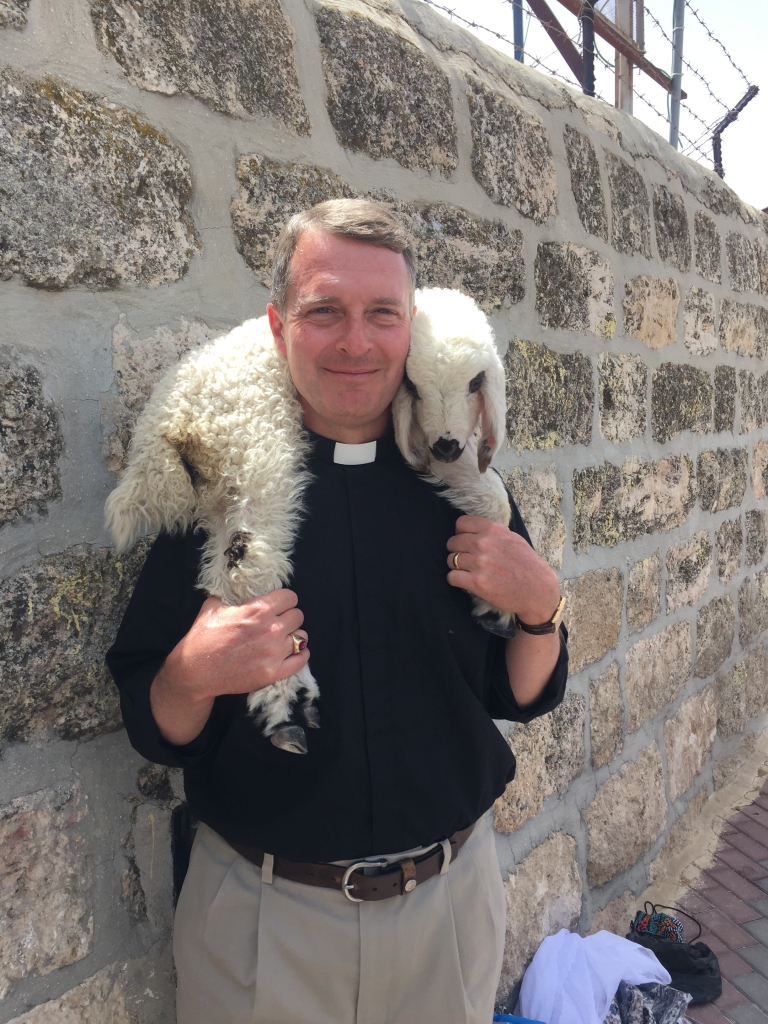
top-left (468, 371), bottom-right (485, 394)
top-left (403, 374), bottom-right (420, 398)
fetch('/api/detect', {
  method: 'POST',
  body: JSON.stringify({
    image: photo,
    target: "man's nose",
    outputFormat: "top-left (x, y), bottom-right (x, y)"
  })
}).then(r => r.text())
top-left (337, 314), bottom-right (373, 355)
top-left (430, 437), bottom-right (463, 463)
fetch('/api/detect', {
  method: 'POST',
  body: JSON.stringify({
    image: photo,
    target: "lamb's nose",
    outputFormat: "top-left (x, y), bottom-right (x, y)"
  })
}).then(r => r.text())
top-left (430, 437), bottom-right (463, 463)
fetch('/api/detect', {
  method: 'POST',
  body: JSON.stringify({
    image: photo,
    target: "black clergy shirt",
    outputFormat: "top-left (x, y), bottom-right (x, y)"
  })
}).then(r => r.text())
top-left (107, 429), bottom-right (568, 862)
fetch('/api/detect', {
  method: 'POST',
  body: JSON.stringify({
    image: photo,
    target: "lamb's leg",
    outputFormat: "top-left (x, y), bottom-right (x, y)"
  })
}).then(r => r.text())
top-left (246, 662), bottom-right (320, 754)
top-left (471, 597), bottom-right (517, 638)
top-left (296, 663), bottom-right (321, 729)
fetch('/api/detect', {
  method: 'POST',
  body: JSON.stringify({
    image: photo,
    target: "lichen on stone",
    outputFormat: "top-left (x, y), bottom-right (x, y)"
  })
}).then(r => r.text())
top-left (562, 568), bottom-right (623, 673)
top-left (0, 68), bottom-right (199, 289)
top-left (0, 0), bottom-right (30, 28)
top-left (563, 125), bottom-right (607, 240)
top-left (605, 152), bottom-right (651, 257)
top-left (665, 530), bottom-right (713, 613)
top-left (653, 185), bottom-right (691, 271)
top-left (90, 0), bottom-right (309, 132)
top-left (505, 338), bottom-right (593, 451)
top-left (746, 509), bottom-right (768, 566)
top-left (738, 567), bottom-right (768, 647)
top-left (0, 361), bottom-right (64, 528)
top-left (753, 439), bottom-right (768, 500)
top-left (716, 518), bottom-right (742, 584)
top-left (501, 464), bottom-right (564, 568)
top-left (719, 300), bottom-right (768, 358)
top-left (316, 4), bottom-right (457, 174)
top-left (726, 232), bottom-right (761, 293)
top-left (651, 363), bottom-right (712, 443)
top-left (534, 242), bottom-right (614, 336)
top-left (683, 287), bottom-right (716, 355)
top-left (738, 369), bottom-right (768, 433)
top-left (466, 73), bottom-right (557, 224)
top-left (714, 366), bottom-right (737, 434)
top-left (0, 541), bottom-right (150, 742)
top-left (589, 663), bottom-right (622, 769)
top-left (696, 448), bottom-right (747, 513)
top-left (694, 211), bottom-right (721, 283)
top-left (626, 553), bottom-right (661, 633)
top-left (625, 623), bottom-right (691, 732)
top-left (623, 275), bottom-right (680, 350)
top-left (597, 352), bottom-right (647, 443)
top-left (664, 689), bottom-right (716, 801)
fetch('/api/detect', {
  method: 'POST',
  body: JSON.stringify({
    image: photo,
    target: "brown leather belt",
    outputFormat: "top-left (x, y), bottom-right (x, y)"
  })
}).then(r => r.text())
top-left (228, 824), bottom-right (475, 902)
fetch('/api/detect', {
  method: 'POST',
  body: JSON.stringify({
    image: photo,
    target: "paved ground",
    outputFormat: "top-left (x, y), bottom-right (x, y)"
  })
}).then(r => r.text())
top-left (677, 778), bottom-right (768, 1023)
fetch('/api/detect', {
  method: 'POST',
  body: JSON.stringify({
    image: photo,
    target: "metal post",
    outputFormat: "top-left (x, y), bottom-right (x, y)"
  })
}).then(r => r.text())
top-left (711, 84), bottom-right (759, 179)
top-left (513, 0), bottom-right (525, 62)
top-left (669, 0), bottom-right (685, 149)
top-left (581, 0), bottom-right (595, 96)
top-left (615, 0), bottom-right (633, 113)
top-left (635, 0), bottom-right (645, 52)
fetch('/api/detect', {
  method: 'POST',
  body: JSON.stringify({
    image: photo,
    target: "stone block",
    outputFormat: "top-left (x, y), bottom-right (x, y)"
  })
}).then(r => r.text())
top-left (739, 369), bottom-right (768, 433)
top-left (716, 517), bottom-right (742, 584)
top-left (564, 125), bottom-right (608, 240)
top-left (738, 567), bottom-right (768, 647)
top-left (746, 510), bottom-right (768, 565)
top-left (753, 439), bottom-right (768, 499)
top-left (716, 660), bottom-right (747, 739)
top-left (715, 365), bottom-right (737, 433)
top-left (534, 242), bottom-right (615, 337)
top-left (317, 4), bottom-right (457, 174)
top-left (0, 362), bottom-right (64, 528)
top-left (714, 731), bottom-right (757, 790)
top-left (606, 152), bottom-right (652, 258)
top-left (572, 455), bottom-right (696, 552)
top-left (502, 465), bottom-right (565, 568)
top-left (757, 240), bottom-right (768, 296)
top-left (132, 804), bottom-right (174, 934)
top-left (562, 568), bottom-right (623, 674)
top-left (0, 542), bottom-right (150, 742)
top-left (719, 300), bottom-right (768, 358)
top-left (6, 962), bottom-right (128, 1023)
top-left (623, 275), bottom-right (680, 350)
top-left (587, 892), bottom-right (637, 937)
top-left (653, 185), bottom-right (691, 271)
top-left (584, 744), bottom-right (667, 886)
top-left (0, 69), bottom-right (198, 288)
top-left (625, 622), bottom-right (691, 732)
top-left (597, 352), bottom-right (646, 443)
top-left (137, 763), bottom-right (176, 802)
top-left (504, 338), bottom-right (593, 452)
top-left (626, 553), bottom-right (661, 633)
top-left (697, 447), bottom-right (748, 512)
top-left (651, 363), bottom-right (712, 443)
top-left (397, 202), bottom-right (525, 312)
top-left (0, 785), bottom-right (92, 998)
top-left (231, 155), bottom-right (357, 287)
top-left (0, 0), bottom-right (30, 28)
top-left (684, 287), bottom-right (717, 355)
top-left (499, 833), bottom-right (582, 998)
top-left (466, 74), bottom-right (557, 224)
top-left (590, 662), bottom-right (622, 769)
top-left (665, 530), bottom-right (713, 613)
top-left (102, 320), bottom-right (220, 474)
top-left (663, 684), bottom-right (720, 802)
top-left (695, 595), bottom-right (735, 678)
top-left (649, 787), bottom-right (710, 883)
top-left (494, 694), bottom-right (585, 833)
top-left (727, 233), bottom-right (761, 293)
top-left (694, 211), bottom-right (721, 283)
top-left (90, 0), bottom-right (309, 132)
top-left (744, 644), bottom-right (768, 719)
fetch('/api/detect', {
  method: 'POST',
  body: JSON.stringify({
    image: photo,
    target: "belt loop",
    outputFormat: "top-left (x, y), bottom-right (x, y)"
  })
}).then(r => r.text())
top-left (439, 838), bottom-right (452, 875)
top-left (262, 852), bottom-right (274, 884)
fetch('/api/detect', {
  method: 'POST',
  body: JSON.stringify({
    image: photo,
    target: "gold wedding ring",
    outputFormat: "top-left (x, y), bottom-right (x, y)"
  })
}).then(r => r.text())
top-left (453, 552), bottom-right (461, 571)
top-left (290, 632), bottom-right (307, 656)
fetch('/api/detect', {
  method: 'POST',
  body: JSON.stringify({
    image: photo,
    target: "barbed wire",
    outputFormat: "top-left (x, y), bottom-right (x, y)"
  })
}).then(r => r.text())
top-left (633, 87), bottom-right (712, 163)
top-left (684, 1), bottom-right (751, 88)
top-left (643, 2), bottom-right (730, 112)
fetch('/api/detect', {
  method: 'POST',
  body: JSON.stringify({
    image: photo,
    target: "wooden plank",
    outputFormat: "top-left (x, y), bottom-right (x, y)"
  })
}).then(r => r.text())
top-left (526, 0), bottom-right (584, 84)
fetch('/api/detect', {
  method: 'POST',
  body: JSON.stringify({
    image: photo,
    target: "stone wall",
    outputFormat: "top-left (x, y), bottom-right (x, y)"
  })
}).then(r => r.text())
top-left (1, 0), bottom-right (768, 1017)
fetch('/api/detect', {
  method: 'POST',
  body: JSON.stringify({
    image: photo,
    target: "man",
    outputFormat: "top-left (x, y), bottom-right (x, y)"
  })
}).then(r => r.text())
top-left (107, 199), bottom-right (568, 1024)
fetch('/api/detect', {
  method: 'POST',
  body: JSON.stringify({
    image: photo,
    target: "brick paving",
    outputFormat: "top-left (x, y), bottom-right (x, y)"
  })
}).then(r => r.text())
top-left (679, 779), bottom-right (768, 1024)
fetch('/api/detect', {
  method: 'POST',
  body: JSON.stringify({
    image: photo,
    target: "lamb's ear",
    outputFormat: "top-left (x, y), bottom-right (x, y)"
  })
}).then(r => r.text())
top-left (477, 361), bottom-right (507, 473)
top-left (392, 382), bottom-right (430, 473)
top-left (105, 433), bottom-right (198, 552)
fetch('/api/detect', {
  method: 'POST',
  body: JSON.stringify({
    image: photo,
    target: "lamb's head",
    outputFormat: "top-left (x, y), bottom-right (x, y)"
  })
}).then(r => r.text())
top-left (393, 288), bottom-right (506, 474)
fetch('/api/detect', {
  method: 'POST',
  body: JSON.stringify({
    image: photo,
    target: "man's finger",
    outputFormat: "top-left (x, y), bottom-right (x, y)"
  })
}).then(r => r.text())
top-left (283, 629), bottom-right (308, 660)
top-left (454, 515), bottom-right (491, 534)
top-left (244, 588), bottom-right (299, 614)
top-left (446, 550), bottom-right (475, 572)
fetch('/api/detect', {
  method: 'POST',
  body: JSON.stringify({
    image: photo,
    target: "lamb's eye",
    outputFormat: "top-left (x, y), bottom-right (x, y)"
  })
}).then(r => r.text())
top-left (403, 373), bottom-right (420, 398)
top-left (468, 371), bottom-right (486, 393)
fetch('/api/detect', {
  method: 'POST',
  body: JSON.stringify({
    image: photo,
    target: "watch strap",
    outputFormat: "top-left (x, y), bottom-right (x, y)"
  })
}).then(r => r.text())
top-left (516, 595), bottom-right (567, 636)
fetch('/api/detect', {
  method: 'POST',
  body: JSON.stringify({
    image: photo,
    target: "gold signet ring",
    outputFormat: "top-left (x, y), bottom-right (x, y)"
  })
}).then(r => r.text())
top-left (453, 552), bottom-right (461, 571)
top-left (291, 632), bottom-right (308, 656)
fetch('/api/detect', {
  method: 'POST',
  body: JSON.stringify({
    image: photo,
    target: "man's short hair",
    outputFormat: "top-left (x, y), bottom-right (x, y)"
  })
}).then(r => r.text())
top-left (270, 199), bottom-right (416, 313)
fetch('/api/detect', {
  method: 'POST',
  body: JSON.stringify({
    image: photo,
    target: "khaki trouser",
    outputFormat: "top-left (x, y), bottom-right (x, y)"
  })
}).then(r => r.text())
top-left (174, 813), bottom-right (506, 1024)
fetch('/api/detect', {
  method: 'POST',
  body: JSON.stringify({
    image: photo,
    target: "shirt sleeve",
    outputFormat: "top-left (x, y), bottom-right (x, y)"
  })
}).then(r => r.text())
top-left (106, 528), bottom-right (234, 768)
top-left (483, 481), bottom-right (569, 722)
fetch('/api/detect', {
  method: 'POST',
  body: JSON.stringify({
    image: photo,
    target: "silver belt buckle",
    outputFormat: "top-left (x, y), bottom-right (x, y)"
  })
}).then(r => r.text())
top-left (342, 858), bottom-right (388, 902)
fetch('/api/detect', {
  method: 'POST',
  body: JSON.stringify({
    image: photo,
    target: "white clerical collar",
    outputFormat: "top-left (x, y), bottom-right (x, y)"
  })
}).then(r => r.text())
top-left (333, 440), bottom-right (377, 465)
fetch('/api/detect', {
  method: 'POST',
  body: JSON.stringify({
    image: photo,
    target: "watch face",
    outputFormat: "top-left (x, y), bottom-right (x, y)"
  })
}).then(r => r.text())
top-left (552, 596), bottom-right (567, 629)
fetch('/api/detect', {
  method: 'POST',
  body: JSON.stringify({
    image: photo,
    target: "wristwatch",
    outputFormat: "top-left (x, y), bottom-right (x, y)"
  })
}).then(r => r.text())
top-left (515, 595), bottom-right (567, 636)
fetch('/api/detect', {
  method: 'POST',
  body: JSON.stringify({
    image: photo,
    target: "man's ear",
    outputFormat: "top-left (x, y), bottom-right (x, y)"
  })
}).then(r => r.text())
top-left (392, 384), bottom-right (430, 472)
top-left (477, 363), bottom-right (507, 473)
top-left (267, 303), bottom-right (287, 357)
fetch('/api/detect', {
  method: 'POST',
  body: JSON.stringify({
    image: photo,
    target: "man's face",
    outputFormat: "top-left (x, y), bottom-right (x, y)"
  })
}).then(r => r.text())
top-left (268, 228), bottom-right (413, 441)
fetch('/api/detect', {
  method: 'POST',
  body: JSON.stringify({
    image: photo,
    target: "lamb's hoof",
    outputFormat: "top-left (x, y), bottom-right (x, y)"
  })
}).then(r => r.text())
top-left (302, 704), bottom-right (321, 729)
top-left (270, 725), bottom-right (308, 754)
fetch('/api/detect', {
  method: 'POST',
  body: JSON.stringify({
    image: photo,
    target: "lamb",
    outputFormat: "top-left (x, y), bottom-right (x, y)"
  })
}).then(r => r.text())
top-left (105, 287), bottom-right (512, 756)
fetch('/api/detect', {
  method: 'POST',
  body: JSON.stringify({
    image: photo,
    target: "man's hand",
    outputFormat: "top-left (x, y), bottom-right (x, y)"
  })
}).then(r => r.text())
top-left (150, 589), bottom-right (310, 746)
top-left (446, 515), bottom-right (560, 623)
